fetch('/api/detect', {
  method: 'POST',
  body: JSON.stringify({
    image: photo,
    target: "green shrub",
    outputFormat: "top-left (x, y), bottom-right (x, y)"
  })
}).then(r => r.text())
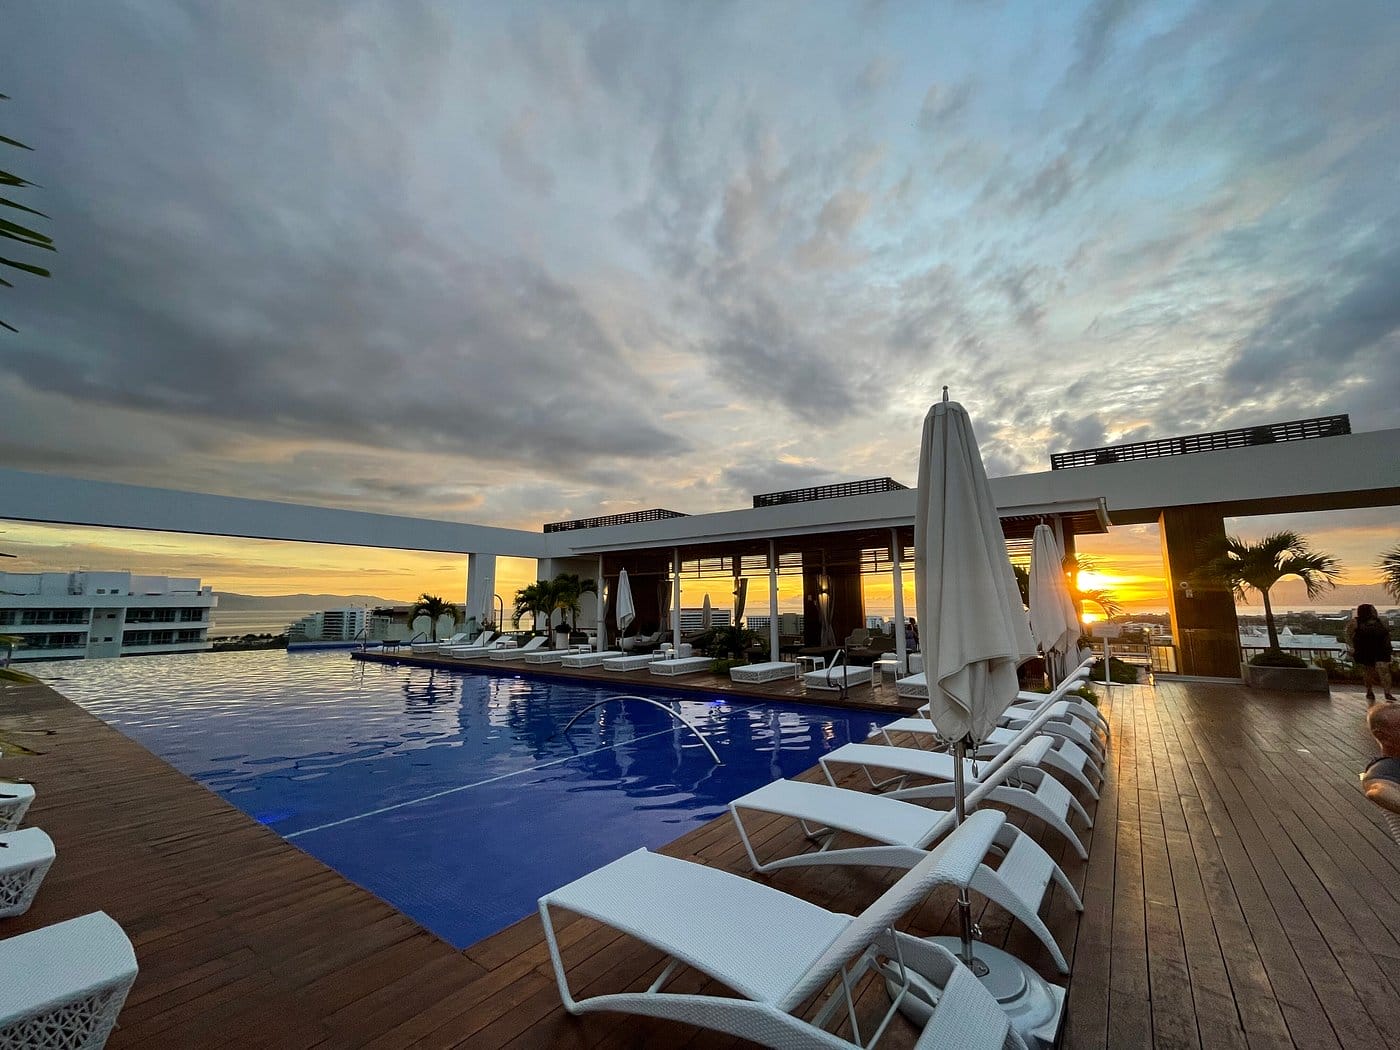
top-left (1248, 648), bottom-right (1307, 668)
top-left (1315, 656), bottom-right (1363, 682)
top-left (1025, 682), bottom-right (1101, 705)
top-left (1090, 657), bottom-right (1138, 683)
top-left (711, 658), bottom-right (745, 675)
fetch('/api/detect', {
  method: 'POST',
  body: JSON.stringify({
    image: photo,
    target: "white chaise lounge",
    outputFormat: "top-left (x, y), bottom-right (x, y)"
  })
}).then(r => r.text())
top-left (538, 810), bottom-right (1027, 1050)
top-left (0, 826), bottom-right (55, 918)
top-left (440, 632), bottom-right (499, 659)
top-left (411, 631), bottom-right (472, 655)
top-left (601, 653), bottom-right (658, 672)
top-left (560, 650), bottom-right (623, 669)
top-left (803, 665), bottom-right (873, 692)
top-left (819, 719), bottom-right (1094, 859)
top-left (730, 661), bottom-right (797, 684)
top-left (0, 911), bottom-right (138, 1050)
top-left (0, 782), bottom-right (34, 831)
top-left (730, 737), bottom-right (1082, 973)
top-left (489, 636), bottom-right (548, 660)
top-left (648, 656), bottom-right (713, 677)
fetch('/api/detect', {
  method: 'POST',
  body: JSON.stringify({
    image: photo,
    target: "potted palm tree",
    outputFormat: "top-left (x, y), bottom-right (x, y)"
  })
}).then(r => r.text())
top-left (512, 582), bottom-right (553, 637)
top-left (1193, 531), bottom-right (1341, 692)
top-left (408, 593), bottom-right (459, 643)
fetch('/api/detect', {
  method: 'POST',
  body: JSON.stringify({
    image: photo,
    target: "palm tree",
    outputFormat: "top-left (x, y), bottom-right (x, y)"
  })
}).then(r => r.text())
top-left (551, 573), bottom-right (598, 631)
top-left (408, 593), bottom-right (458, 642)
top-left (512, 581), bottom-right (555, 634)
top-left (1380, 543), bottom-right (1400, 603)
top-left (1193, 531), bottom-right (1342, 650)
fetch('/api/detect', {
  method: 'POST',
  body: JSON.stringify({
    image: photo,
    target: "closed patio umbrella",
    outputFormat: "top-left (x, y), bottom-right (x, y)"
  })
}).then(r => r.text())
top-left (914, 391), bottom-right (1055, 1043)
top-left (733, 576), bottom-right (748, 626)
top-left (701, 594), bottom-right (712, 632)
top-left (615, 570), bottom-right (635, 647)
top-left (1029, 524), bottom-right (1079, 685)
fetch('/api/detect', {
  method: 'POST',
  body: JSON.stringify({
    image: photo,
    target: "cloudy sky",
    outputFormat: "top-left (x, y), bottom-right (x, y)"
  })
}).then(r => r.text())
top-left (3, 1), bottom-right (1397, 607)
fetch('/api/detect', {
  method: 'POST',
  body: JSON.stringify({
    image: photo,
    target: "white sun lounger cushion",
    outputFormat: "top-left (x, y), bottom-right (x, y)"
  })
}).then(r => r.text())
top-left (735, 779), bottom-right (944, 850)
top-left (0, 911), bottom-right (138, 1050)
top-left (524, 650), bottom-right (567, 664)
top-left (0, 827), bottom-right (55, 918)
top-left (560, 650), bottom-right (624, 668)
top-left (649, 657), bottom-right (713, 676)
top-left (490, 637), bottom-right (547, 660)
top-left (729, 661), bottom-right (798, 684)
top-left (0, 783), bottom-right (35, 832)
top-left (803, 665), bottom-right (873, 691)
top-left (895, 672), bottom-right (929, 699)
top-left (602, 654), bottom-right (658, 672)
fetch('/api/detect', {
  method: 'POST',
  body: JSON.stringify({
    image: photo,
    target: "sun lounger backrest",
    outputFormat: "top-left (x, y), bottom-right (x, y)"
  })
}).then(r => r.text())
top-left (782, 809), bottom-right (1004, 1009)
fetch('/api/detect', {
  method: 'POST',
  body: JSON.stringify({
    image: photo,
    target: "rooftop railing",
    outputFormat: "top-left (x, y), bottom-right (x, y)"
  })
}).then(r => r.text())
top-left (1050, 414), bottom-right (1350, 470)
top-left (543, 508), bottom-right (689, 533)
top-left (752, 477), bottom-right (908, 508)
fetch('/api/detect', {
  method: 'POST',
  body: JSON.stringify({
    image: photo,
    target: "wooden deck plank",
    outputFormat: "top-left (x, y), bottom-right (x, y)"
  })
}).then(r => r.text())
top-left (3, 669), bottom-right (1394, 1049)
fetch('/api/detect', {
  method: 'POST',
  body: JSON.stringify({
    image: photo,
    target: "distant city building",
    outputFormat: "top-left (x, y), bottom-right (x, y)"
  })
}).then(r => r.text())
top-left (747, 612), bottom-right (803, 635)
top-left (0, 571), bottom-right (216, 661)
top-left (288, 608), bottom-right (370, 643)
top-left (865, 616), bottom-right (894, 633)
top-left (678, 607), bottom-right (731, 632)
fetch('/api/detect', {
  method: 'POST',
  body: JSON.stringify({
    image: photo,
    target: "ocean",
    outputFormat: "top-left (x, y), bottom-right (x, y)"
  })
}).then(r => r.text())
top-left (208, 609), bottom-right (318, 638)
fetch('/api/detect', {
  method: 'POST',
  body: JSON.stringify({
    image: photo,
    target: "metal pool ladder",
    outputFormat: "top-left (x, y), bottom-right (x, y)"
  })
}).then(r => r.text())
top-left (558, 695), bottom-right (722, 765)
top-left (825, 649), bottom-right (850, 701)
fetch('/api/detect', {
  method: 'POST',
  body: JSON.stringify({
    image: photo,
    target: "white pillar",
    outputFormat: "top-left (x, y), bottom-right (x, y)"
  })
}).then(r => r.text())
top-left (672, 547), bottom-right (683, 651)
top-left (891, 529), bottom-right (907, 673)
top-left (596, 555), bottom-right (605, 652)
top-left (768, 540), bottom-right (780, 661)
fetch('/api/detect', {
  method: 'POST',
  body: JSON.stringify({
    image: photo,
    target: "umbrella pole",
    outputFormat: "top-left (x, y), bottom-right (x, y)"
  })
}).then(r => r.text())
top-left (952, 738), bottom-right (987, 975)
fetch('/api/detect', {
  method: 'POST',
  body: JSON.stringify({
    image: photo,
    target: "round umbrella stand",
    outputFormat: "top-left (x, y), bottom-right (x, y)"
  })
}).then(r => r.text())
top-left (885, 942), bottom-right (1062, 1046)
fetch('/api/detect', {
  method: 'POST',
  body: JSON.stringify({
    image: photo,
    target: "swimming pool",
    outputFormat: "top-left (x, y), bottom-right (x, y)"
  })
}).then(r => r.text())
top-left (34, 650), bottom-right (890, 949)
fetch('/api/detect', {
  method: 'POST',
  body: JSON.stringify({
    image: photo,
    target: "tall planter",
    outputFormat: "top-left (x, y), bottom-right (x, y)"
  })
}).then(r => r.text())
top-left (1241, 661), bottom-right (1329, 693)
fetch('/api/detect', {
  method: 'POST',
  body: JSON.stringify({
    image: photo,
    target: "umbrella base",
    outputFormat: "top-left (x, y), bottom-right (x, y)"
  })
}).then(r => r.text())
top-left (887, 938), bottom-right (1064, 1050)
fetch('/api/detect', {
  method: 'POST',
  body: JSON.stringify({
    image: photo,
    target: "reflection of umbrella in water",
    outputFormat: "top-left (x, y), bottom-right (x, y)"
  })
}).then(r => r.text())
top-left (912, 390), bottom-right (1055, 1042)
top-left (615, 569), bottom-right (636, 648)
top-left (1029, 524), bottom-right (1079, 686)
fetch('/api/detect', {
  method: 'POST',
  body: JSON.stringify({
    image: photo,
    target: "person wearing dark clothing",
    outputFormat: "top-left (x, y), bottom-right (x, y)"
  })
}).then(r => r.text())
top-left (1352, 604), bottom-right (1395, 701)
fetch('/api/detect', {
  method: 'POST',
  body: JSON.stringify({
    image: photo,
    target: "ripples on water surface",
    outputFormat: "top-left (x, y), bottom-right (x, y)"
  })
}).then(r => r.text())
top-left (35, 650), bottom-right (888, 948)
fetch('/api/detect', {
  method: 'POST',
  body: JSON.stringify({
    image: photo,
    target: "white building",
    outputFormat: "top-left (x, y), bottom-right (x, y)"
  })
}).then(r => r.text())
top-left (677, 606), bottom-right (731, 632)
top-left (0, 571), bottom-right (217, 661)
top-left (287, 608), bottom-right (370, 643)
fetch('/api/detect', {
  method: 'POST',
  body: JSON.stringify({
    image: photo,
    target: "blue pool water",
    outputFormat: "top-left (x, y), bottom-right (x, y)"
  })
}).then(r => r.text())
top-left (35, 650), bottom-right (889, 948)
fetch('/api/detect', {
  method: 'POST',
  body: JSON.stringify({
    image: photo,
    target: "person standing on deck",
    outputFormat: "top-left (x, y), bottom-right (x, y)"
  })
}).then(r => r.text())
top-left (1352, 604), bottom-right (1395, 702)
top-left (1363, 703), bottom-right (1400, 815)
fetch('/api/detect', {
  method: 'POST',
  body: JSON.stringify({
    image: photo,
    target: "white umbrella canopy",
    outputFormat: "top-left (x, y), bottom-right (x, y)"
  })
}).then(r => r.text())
top-left (733, 576), bottom-right (748, 625)
top-left (615, 570), bottom-right (636, 638)
top-left (702, 593), bottom-right (712, 631)
top-left (915, 397), bottom-right (1036, 745)
top-left (1029, 524), bottom-right (1080, 683)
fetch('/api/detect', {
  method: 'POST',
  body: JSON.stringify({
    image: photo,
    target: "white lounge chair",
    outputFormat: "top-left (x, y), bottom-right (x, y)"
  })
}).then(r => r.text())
top-left (489, 636), bottom-right (548, 660)
top-left (601, 653), bottom-right (659, 672)
top-left (649, 656), bottom-right (713, 677)
top-left (730, 661), bottom-right (798, 684)
top-left (0, 911), bottom-right (138, 1050)
top-left (0, 782), bottom-right (35, 832)
top-left (0, 827), bottom-right (55, 918)
top-left (560, 650), bottom-right (624, 669)
top-left (440, 632), bottom-right (501, 659)
top-left (804, 665), bottom-right (873, 692)
top-left (538, 810), bottom-right (1027, 1050)
top-left (730, 738), bottom-right (1082, 973)
top-left (410, 631), bottom-right (472, 655)
top-left (880, 701), bottom-right (1103, 800)
top-left (819, 729), bottom-right (1093, 860)
top-left (524, 650), bottom-right (568, 665)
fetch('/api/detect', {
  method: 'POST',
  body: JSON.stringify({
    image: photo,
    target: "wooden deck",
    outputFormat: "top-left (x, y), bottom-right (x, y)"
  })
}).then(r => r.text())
top-left (3, 669), bottom-right (1398, 1049)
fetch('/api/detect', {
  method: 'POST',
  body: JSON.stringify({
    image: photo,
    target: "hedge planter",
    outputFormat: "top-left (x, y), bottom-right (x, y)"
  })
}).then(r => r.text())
top-left (1241, 662), bottom-right (1330, 693)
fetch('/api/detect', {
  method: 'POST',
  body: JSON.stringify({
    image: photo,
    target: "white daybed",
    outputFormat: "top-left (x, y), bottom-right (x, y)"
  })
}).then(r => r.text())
top-left (729, 661), bottom-right (797, 684)
top-left (802, 665), bottom-right (873, 692)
